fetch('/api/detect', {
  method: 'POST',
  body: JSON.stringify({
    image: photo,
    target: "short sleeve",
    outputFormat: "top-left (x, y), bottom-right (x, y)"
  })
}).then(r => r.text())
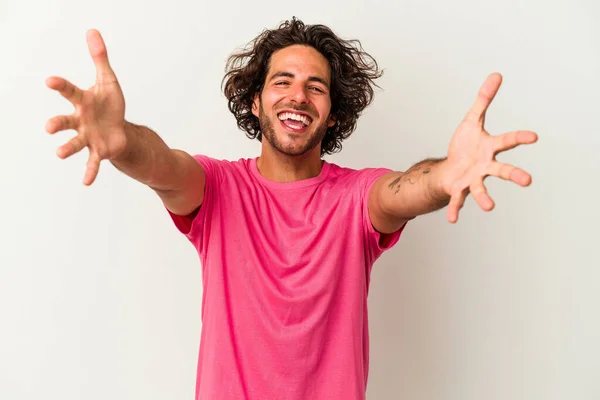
top-left (167, 154), bottom-right (223, 242)
top-left (360, 168), bottom-right (407, 265)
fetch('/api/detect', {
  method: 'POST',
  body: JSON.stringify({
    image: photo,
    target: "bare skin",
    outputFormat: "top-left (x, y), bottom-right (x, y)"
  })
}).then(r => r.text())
top-left (251, 45), bottom-right (336, 183)
top-left (45, 29), bottom-right (205, 216)
top-left (371, 72), bottom-right (538, 230)
top-left (45, 30), bottom-right (537, 228)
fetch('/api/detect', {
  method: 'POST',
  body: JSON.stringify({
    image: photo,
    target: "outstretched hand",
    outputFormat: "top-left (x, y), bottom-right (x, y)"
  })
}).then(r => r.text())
top-left (441, 73), bottom-right (538, 223)
top-left (45, 29), bottom-right (127, 185)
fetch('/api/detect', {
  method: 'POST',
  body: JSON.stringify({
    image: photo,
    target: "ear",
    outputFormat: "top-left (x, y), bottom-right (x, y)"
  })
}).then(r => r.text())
top-left (327, 114), bottom-right (336, 128)
top-left (252, 93), bottom-right (260, 118)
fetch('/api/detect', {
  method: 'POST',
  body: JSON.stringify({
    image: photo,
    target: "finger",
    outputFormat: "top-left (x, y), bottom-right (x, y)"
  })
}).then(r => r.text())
top-left (470, 180), bottom-right (495, 212)
top-left (57, 135), bottom-right (88, 159)
top-left (86, 29), bottom-right (118, 84)
top-left (83, 151), bottom-right (101, 186)
top-left (45, 114), bottom-right (79, 134)
top-left (45, 76), bottom-right (84, 105)
top-left (447, 188), bottom-right (469, 224)
top-left (487, 161), bottom-right (533, 187)
top-left (494, 130), bottom-right (538, 154)
top-left (465, 72), bottom-right (503, 125)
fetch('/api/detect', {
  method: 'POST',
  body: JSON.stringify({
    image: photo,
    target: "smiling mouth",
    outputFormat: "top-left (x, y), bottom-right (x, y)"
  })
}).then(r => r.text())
top-left (277, 111), bottom-right (313, 131)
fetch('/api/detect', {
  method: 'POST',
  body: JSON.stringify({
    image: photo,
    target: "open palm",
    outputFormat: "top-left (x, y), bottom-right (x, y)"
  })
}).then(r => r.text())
top-left (442, 73), bottom-right (538, 223)
top-left (45, 29), bottom-right (127, 185)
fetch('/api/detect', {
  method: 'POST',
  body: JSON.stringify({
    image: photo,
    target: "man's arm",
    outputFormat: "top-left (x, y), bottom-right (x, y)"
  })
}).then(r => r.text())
top-left (45, 29), bottom-right (206, 217)
top-left (369, 73), bottom-right (538, 230)
top-left (368, 158), bottom-right (449, 234)
top-left (111, 122), bottom-right (206, 216)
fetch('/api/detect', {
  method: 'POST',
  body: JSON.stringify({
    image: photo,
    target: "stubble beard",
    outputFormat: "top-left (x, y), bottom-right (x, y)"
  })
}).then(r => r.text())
top-left (258, 103), bottom-right (328, 157)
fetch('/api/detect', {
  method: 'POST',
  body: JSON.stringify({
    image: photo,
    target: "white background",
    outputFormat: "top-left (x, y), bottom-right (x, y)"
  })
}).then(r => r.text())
top-left (1, 0), bottom-right (599, 399)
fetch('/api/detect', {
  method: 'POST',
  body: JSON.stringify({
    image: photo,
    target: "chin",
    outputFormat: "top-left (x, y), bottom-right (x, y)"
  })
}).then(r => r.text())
top-left (259, 113), bottom-right (326, 157)
top-left (276, 143), bottom-right (315, 157)
top-left (275, 133), bottom-right (320, 156)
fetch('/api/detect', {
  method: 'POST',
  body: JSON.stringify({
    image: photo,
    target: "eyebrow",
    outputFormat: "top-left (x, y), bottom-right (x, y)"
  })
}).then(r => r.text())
top-left (268, 71), bottom-right (330, 89)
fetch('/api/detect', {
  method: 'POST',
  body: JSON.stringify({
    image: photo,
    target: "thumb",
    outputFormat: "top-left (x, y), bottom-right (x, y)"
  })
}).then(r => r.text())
top-left (86, 29), bottom-right (117, 84)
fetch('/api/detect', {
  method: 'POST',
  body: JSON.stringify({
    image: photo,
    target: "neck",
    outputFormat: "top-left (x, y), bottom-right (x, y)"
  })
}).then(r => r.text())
top-left (256, 148), bottom-right (324, 183)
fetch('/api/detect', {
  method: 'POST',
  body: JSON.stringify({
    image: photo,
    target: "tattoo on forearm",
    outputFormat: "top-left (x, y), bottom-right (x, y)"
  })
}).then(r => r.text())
top-left (387, 158), bottom-right (443, 195)
top-left (388, 176), bottom-right (402, 193)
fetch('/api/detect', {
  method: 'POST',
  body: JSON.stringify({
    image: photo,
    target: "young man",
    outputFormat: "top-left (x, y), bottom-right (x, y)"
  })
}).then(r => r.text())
top-left (45, 18), bottom-right (537, 400)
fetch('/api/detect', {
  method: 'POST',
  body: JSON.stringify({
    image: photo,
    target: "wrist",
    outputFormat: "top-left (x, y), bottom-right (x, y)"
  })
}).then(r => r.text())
top-left (111, 121), bottom-right (133, 162)
top-left (431, 158), bottom-right (452, 201)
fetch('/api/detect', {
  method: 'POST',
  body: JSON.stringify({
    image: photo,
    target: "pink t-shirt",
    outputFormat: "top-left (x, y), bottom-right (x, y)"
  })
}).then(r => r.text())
top-left (168, 155), bottom-right (406, 400)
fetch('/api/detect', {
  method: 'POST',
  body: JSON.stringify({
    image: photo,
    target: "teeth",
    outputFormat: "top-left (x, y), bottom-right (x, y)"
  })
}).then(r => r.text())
top-left (278, 112), bottom-right (311, 126)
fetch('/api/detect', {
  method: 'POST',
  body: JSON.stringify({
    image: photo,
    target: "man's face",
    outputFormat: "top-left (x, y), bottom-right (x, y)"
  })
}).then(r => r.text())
top-left (252, 45), bottom-right (336, 157)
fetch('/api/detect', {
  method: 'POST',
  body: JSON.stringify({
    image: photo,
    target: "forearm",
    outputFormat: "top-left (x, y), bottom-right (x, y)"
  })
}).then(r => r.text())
top-left (110, 121), bottom-right (184, 191)
top-left (383, 158), bottom-right (450, 219)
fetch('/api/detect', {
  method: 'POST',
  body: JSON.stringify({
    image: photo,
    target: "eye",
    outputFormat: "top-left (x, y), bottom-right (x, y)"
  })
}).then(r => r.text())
top-left (309, 86), bottom-right (325, 93)
top-left (275, 81), bottom-right (290, 86)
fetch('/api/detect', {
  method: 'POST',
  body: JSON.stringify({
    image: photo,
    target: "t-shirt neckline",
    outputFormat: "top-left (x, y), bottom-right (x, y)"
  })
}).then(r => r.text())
top-left (250, 157), bottom-right (331, 190)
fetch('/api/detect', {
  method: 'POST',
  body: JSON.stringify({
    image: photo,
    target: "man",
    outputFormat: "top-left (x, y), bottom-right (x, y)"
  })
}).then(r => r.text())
top-left (45, 18), bottom-right (537, 400)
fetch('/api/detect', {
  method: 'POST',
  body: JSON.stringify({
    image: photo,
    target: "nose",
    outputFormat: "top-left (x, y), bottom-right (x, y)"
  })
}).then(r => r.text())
top-left (289, 84), bottom-right (309, 104)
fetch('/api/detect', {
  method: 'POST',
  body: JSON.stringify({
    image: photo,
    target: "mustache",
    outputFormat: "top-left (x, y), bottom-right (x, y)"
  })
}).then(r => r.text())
top-left (277, 104), bottom-right (316, 116)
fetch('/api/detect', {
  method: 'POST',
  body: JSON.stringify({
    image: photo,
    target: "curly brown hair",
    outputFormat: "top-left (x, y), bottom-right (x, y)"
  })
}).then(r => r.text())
top-left (221, 17), bottom-right (383, 156)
